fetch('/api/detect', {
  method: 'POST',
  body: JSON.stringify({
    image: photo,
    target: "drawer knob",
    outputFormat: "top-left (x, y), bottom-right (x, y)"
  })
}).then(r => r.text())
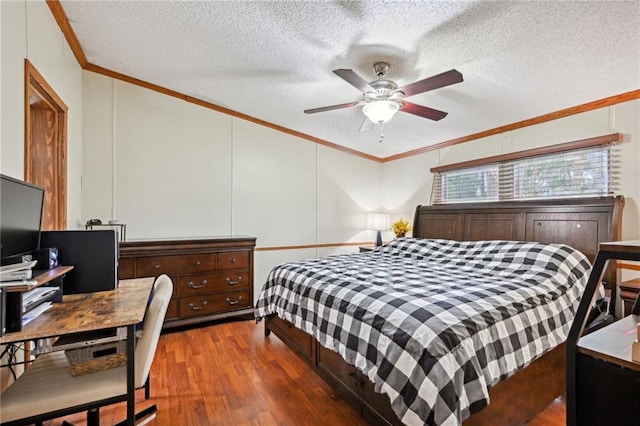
top-left (195, 261), bottom-right (201, 266)
top-left (225, 296), bottom-right (243, 305)
top-left (225, 276), bottom-right (243, 286)
top-left (188, 280), bottom-right (208, 289)
top-left (188, 301), bottom-right (208, 310)
top-left (154, 264), bottom-right (160, 270)
top-left (230, 258), bottom-right (237, 264)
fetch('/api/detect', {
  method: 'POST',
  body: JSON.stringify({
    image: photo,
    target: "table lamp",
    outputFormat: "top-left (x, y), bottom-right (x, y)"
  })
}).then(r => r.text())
top-left (367, 213), bottom-right (389, 247)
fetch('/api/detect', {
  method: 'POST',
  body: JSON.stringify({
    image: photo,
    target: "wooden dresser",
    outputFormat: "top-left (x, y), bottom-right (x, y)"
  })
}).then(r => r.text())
top-left (119, 236), bottom-right (256, 328)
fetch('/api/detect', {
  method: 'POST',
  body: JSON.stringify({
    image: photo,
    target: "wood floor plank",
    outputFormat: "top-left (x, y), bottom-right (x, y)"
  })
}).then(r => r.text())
top-left (41, 319), bottom-right (563, 425)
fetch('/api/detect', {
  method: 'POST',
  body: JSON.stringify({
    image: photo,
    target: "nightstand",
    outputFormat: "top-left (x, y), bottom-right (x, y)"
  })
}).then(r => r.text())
top-left (619, 278), bottom-right (640, 317)
top-left (359, 246), bottom-right (376, 253)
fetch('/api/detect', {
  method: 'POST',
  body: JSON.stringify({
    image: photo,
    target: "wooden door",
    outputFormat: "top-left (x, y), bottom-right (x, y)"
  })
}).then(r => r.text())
top-left (24, 60), bottom-right (68, 230)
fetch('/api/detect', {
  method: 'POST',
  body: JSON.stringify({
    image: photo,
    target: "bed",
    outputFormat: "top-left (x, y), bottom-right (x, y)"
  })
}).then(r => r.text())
top-left (255, 197), bottom-right (623, 425)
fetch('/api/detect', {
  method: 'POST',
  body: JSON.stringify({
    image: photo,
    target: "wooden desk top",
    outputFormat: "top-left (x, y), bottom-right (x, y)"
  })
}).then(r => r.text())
top-left (0, 277), bottom-right (154, 344)
top-left (599, 240), bottom-right (640, 254)
top-left (577, 314), bottom-right (640, 372)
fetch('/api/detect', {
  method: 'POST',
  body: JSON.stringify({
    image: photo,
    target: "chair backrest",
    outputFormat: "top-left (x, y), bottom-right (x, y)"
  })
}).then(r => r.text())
top-left (134, 274), bottom-right (173, 387)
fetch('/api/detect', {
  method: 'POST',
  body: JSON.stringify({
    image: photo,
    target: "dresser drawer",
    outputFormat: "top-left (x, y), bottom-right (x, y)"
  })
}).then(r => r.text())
top-left (166, 298), bottom-right (179, 320)
top-left (178, 271), bottom-right (249, 296)
top-left (217, 251), bottom-right (249, 270)
top-left (179, 290), bottom-right (251, 318)
top-left (136, 253), bottom-right (216, 276)
top-left (118, 258), bottom-right (135, 279)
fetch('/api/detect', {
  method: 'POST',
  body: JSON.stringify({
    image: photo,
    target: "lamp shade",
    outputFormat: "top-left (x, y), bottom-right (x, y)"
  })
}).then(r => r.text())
top-left (367, 213), bottom-right (389, 248)
top-left (367, 213), bottom-right (389, 231)
top-left (363, 100), bottom-right (400, 124)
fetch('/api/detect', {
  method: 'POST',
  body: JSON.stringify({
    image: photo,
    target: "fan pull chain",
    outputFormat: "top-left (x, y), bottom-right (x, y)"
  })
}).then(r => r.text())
top-left (378, 123), bottom-right (384, 143)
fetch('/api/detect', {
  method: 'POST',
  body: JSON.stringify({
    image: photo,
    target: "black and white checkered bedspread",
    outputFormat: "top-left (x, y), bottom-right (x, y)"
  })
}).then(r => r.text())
top-left (254, 238), bottom-right (592, 425)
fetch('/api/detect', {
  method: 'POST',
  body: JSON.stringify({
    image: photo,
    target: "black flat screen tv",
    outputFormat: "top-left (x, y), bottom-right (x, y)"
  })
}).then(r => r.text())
top-left (0, 174), bottom-right (45, 264)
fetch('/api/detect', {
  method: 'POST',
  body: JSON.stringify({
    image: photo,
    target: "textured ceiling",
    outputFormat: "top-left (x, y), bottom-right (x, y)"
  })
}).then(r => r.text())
top-left (59, 1), bottom-right (640, 159)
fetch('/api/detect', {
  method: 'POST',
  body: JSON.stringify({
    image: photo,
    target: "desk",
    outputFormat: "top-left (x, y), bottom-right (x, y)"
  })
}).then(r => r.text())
top-left (566, 240), bottom-right (640, 425)
top-left (0, 277), bottom-right (154, 425)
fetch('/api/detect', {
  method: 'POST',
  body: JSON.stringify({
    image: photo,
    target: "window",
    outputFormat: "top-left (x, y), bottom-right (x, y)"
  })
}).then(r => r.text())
top-left (431, 134), bottom-right (620, 205)
top-left (436, 164), bottom-right (499, 203)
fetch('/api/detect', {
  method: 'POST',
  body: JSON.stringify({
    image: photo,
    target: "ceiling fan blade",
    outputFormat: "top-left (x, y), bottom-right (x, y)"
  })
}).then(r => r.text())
top-left (333, 69), bottom-right (377, 93)
top-left (304, 101), bottom-right (361, 114)
top-left (397, 69), bottom-right (463, 98)
top-left (400, 101), bottom-right (448, 121)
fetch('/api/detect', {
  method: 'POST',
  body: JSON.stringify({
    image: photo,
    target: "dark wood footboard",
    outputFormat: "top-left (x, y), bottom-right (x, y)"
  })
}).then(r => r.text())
top-left (266, 314), bottom-right (564, 425)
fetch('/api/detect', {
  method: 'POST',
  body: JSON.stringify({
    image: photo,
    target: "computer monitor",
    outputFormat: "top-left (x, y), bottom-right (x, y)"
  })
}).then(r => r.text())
top-left (0, 174), bottom-right (45, 264)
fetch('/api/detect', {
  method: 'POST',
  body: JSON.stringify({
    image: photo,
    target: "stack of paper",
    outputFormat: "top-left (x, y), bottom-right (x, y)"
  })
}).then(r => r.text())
top-left (22, 301), bottom-right (52, 325)
top-left (0, 260), bottom-right (37, 283)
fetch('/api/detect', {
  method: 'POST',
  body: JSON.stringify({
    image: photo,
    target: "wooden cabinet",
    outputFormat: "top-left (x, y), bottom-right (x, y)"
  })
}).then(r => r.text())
top-left (119, 236), bottom-right (256, 328)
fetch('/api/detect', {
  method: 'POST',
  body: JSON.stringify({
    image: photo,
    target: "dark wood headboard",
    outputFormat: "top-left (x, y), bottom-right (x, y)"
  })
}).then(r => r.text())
top-left (413, 196), bottom-right (624, 291)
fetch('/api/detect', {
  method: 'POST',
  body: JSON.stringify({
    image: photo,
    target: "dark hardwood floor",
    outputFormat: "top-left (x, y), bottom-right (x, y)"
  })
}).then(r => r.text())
top-left (44, 319), bottom-right (564, 425)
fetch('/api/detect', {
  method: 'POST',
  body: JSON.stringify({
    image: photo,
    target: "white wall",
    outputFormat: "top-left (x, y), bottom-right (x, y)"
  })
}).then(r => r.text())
top-left (82, 73), bottom-right (383, 301)
top-left (0, 0), bottom-right (84, 228)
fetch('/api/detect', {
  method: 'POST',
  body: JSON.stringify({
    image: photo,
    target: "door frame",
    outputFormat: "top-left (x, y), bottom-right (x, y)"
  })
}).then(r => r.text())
top-left (24, 59), bottom-right (68, 229)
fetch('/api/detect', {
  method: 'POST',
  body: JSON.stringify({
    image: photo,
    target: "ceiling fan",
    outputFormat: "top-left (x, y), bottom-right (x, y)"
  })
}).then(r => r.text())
top-left (304, 62), bottom-right (463, 127)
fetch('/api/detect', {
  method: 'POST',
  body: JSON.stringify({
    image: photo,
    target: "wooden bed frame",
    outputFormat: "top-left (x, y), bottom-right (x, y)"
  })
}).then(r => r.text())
top-left (265, 196), bottom-right (624, 425)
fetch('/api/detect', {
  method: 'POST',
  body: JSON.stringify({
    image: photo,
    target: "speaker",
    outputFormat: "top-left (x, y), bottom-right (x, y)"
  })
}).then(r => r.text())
top-left (40, 230), bottom-right (118, 295)
top-left (31, 247), bottom-right (59, 270)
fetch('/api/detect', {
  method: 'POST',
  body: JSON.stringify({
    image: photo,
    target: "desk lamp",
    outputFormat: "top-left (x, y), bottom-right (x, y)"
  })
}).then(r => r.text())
top-left (367, 213), bottom-right (389, 247)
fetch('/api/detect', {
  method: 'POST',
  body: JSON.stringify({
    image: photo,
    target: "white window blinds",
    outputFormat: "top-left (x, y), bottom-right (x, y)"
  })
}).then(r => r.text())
top-left (431, 137), bottom-right (619, 205)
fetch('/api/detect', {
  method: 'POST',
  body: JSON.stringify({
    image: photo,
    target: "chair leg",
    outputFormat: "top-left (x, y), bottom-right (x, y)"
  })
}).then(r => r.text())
top-left (87, 407), bottom-right (100, 426)
top-left (114, 404), bottom-right (157, 426)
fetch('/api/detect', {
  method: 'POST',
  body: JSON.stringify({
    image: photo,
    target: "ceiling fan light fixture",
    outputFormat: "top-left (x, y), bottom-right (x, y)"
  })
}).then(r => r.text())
top-left (363, 100), bottom-right (400, 124)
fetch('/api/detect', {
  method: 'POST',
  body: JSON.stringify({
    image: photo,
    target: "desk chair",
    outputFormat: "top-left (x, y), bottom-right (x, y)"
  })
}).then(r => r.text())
top-left (0, 274), bottom-right (173, 426)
